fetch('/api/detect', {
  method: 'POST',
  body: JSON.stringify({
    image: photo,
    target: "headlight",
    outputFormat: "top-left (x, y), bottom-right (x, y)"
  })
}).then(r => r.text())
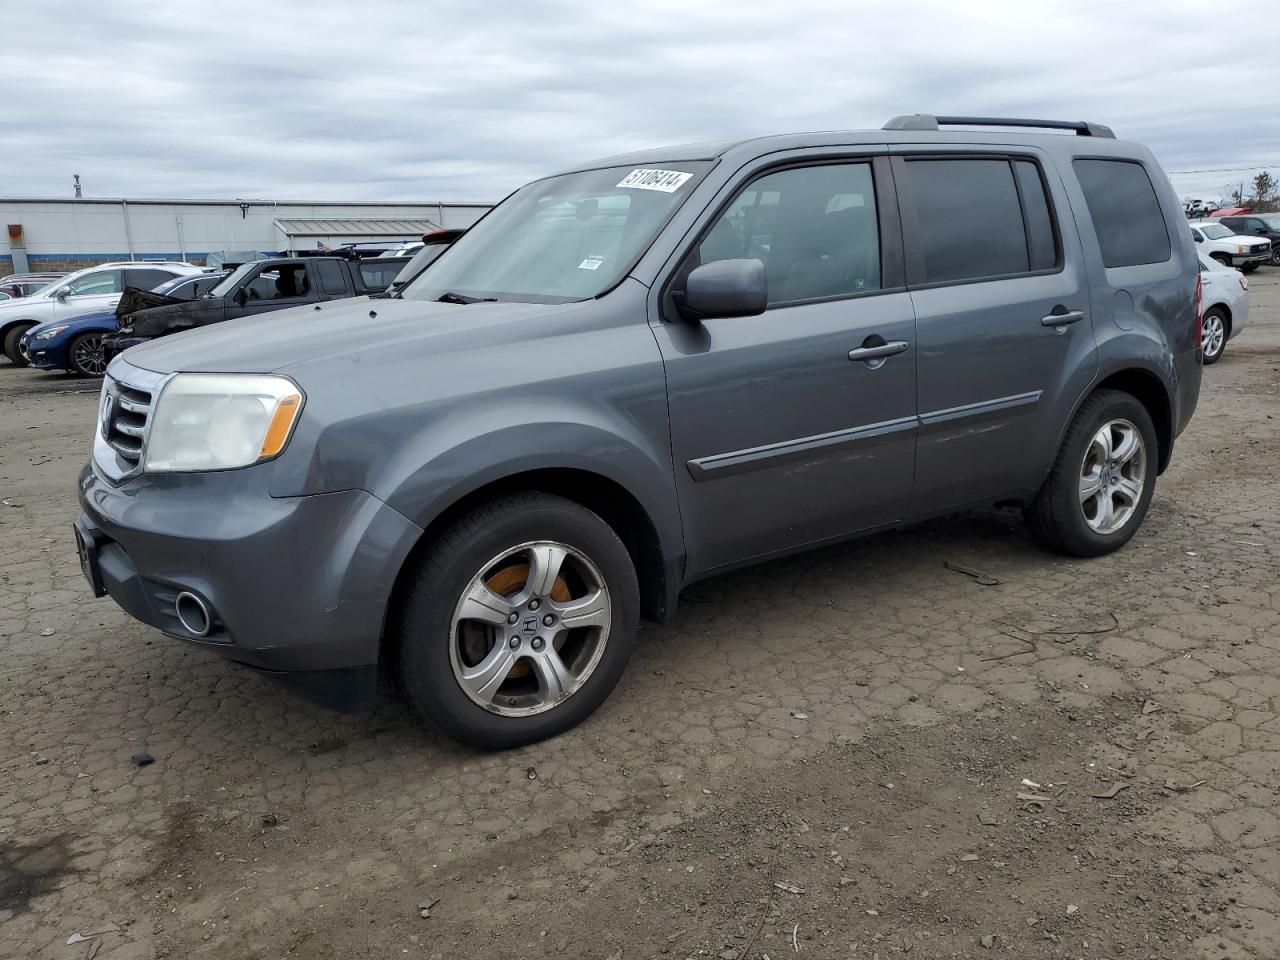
top-left (35, 325), bottom-right (69, 340)
top-left (144, 373), bottom-right (304, 473)
top-left (1236, 245), bottom-right (1247, 254)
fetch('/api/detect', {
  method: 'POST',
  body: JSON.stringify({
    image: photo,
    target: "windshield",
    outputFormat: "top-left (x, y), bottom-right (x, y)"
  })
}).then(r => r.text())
top-left (1200, 223), bottom-right (1233, 239)
top-left (391, 243), bottom-right (449, 287)
top-left (208, 261), bottom-right (263, 298)
top-left (1258, 215), bottom-right (1280, 230)
top-left (402, 162), bottom-right (711, 304)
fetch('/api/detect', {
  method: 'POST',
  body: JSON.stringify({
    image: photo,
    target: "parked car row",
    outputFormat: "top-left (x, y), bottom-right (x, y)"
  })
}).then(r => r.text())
top-left (1, 236), bottom-right (462, 376)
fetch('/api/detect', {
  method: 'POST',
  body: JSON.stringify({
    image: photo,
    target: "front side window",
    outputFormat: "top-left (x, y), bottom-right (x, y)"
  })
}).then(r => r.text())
top-left (693, 162), bottom-right (881, 305)
top-left (402, 162), bottom-right (711, 304)
top-left (1073, 159), bottom-right (1171, 268)
top-left (905, 158), bottom-right (1038, 284)
top-left (65, 270), bottom-right (124, 296)
top-left (231, 264), bottom-right (310, 301)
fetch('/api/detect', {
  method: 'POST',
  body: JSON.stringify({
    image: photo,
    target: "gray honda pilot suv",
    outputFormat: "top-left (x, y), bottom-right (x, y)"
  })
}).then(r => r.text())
top-left (77, 115), bottom-right (1203, 748)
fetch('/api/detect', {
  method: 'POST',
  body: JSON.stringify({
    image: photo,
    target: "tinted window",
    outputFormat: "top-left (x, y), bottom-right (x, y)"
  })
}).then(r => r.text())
top-left (316, 260), bottom-right (349, 296)
top-left (1073, 159), bottom-right (1171, 267)
top-left (126, 268), bottom-right (178, 290)
top-left (696, 162), bottom-right (880, 305)
top-left (906, 159), bottom-right (1029, 283)
top-left (1014, 161), bottom-right (1058, 271)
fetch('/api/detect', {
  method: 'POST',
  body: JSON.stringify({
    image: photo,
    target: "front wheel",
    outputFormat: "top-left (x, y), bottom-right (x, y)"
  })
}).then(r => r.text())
top-left (1209, 253), bottom-right (1232, 268)
top-left (69, 332), bottom-right (109, 377)
top-left (1024, 389), bottom-right (1158, 557)
top-left (1241, 263), bottom-right (1259, 274)
top-left (393, 493), bottom-right (640, 749)
top-left (1270, 248), bottom-right (1280, 267)
top-left (1201, 307), bottom-right (1229, 365)
top-left (3, 323), bottom-right (35, 366)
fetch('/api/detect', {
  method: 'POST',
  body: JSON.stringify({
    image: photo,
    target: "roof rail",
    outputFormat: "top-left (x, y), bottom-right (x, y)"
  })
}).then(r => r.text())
top-left (883, 114), bottom-right (1116, 139)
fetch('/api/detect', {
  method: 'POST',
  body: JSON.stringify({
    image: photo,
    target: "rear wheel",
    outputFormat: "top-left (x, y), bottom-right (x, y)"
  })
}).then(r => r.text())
top-left (1025, 389), bottom-right (1158, 557)
top-left (1200, 307), bottom-right (1229, 364)
top-left (69, 332), bottom-right (109, 377)
top-left (394, 493), bottom-right (640, 749)
top-left (3, 323), bottom-right (36, 366)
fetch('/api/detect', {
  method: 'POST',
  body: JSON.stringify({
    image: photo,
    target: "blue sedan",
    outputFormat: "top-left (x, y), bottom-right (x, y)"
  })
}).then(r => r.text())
top-left (21, 272), bottom-right (225, 377)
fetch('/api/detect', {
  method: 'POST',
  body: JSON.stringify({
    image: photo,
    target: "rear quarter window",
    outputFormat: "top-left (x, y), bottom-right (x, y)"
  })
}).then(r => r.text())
top-left (1073, 159), bottom-right (1171, 268)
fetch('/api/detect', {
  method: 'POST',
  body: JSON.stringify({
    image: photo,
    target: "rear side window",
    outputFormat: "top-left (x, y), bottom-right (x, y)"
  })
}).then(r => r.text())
top-left (316, 260), bottom-right (349, 296)
top-left (126, 268), bottom-right (178, 290)
top-left (904, 159), bottom-right (1042, 284)
top-left (1013, 161), bottom-right (1058, 272)
top-left (1073, 159), bottom-right (1171, 268)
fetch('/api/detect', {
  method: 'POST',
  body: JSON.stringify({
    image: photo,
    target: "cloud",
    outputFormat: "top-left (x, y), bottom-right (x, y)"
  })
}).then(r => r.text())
top-left (2, 0), bottom-right (1277, 202)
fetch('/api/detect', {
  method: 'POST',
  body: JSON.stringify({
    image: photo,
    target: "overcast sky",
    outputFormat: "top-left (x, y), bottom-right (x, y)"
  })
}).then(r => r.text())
top-left (3, 1), bottom-right (1278, 204)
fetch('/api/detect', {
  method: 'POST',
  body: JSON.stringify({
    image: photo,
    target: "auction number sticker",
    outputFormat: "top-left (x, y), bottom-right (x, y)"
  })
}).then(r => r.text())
top-left (616, 168), bottom-right (693, 193)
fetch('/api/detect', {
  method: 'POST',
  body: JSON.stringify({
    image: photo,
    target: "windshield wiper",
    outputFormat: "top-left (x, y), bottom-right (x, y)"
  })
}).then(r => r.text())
top-left (437, 291), bottom-right (497, 305)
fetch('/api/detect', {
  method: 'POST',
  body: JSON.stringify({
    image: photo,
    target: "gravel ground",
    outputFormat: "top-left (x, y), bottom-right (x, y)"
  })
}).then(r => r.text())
top-left (2, 274), bottom-right (1278, 960)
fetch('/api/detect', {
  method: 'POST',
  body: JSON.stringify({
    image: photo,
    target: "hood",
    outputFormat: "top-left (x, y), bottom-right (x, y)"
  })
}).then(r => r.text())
top-left (124, 297), bottom-right (226, 337)
top-left (26, 310), bottom-right (118, 338)
top-left (122, 295), bottom-right (587, 375)
top-left (115, 285), bottom-right (184, 318)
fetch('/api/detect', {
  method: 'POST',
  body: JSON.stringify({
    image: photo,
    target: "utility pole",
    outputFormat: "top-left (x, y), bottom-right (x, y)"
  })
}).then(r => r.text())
top-left (74, 174), bottom-right (82, 199)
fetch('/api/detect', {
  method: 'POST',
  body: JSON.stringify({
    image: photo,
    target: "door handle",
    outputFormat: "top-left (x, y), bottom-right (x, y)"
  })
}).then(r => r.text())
top-left (848, 340), bottom-right (909, 362)
top-left (1041, 309), bottom-right (1085, 327)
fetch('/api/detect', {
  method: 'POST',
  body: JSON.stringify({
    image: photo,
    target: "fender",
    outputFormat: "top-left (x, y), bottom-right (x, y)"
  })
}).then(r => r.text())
top-left (1048, 334), bottom-right (1176, 482)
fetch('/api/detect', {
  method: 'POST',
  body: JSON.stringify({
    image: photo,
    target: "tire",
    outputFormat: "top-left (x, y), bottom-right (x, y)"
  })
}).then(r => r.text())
top-left (1201, 307), bottom-right (1229, 365)
top-left (1270, 248), bottom-right (1280, 267)
top-left (1209, 253), bottom-right (1231, 268)
top-left (1024, 389), bottom-right (1158, 558)
top-left (394, 492), bottom-right (640, 749)
top-left (68, 332), bottom-right (109, 377)
top-left (3, 323), bottom-right (36, 366)
top-left (1241, 263), bottom-right (1258, 274)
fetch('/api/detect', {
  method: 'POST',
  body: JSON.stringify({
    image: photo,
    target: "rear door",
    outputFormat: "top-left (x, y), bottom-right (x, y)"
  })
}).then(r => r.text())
top-left (654, 153), bottom-right (918, 574)
top-left (893, 150), bottom-right (1096, 513)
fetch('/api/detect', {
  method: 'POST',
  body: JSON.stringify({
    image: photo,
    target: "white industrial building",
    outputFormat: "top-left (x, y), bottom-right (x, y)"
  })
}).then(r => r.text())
top-left (0, 196), bottom-right (492, 274)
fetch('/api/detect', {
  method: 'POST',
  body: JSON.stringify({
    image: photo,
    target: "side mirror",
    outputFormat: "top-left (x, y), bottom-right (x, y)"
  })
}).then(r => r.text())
top-left (1193, 234), bottom-right (1202, 243)
top-left (232, 287), bottom-right (249, 306)
top-left (55, 287), bottom-right (71, 300)
top-left (1258, 227), bottom-right (1269, 235)
top-left (679, 258), bottom-right (767, 321)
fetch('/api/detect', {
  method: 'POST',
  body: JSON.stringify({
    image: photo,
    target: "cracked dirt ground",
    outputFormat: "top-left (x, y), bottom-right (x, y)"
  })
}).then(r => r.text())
top-left (2, 274), bottom-right (1278, 960)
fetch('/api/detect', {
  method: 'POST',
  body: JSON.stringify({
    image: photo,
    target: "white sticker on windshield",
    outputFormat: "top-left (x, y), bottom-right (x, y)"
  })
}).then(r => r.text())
top-left (616, 168), bottom-right (693, 193)
top-left (578, 257), bottom-right (604, 270)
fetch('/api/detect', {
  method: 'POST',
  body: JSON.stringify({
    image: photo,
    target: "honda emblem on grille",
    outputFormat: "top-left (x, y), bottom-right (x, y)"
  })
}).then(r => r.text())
top-left (100, 390), bottom-right (114, 438)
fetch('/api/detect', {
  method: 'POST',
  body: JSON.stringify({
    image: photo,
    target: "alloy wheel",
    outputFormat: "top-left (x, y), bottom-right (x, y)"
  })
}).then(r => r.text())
top-left (1201, 313), bottom-right (1225, 361)
top-left (72, 334), bottom-right (108, 377)
top-left (449, 541), bottom-right (611, 717)
top-left (1079, 418), bottom-right (1146, 535)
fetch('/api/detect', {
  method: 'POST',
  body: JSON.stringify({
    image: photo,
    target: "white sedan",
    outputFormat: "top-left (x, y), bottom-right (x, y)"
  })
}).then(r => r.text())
top-left (1198, 248), bottom-right (1249, 364)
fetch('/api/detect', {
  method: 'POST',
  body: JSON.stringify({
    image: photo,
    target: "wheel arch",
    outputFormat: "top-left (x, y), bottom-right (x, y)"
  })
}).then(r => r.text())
top-left (385, 466), bottom-right (680, 648)
top-left (1085, 367), bottom-right (1175, 474)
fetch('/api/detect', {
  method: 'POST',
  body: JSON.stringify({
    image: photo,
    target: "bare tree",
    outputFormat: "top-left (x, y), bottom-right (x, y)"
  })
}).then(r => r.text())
top-left (1251, 171), bottom-right (1277, 212)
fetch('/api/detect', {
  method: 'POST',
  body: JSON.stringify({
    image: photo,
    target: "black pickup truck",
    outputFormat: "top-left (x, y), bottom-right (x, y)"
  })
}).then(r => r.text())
top-left (103, 255), bottom-right (407, 356)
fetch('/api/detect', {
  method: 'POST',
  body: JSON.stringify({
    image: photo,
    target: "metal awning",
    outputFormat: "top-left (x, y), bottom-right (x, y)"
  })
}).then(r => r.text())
top-left (273, 217), bottom-right (439, 238)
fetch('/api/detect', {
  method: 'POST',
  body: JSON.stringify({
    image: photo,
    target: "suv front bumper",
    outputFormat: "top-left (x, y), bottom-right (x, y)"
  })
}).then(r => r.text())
top-left (76, 462), bottom-right (423, 710)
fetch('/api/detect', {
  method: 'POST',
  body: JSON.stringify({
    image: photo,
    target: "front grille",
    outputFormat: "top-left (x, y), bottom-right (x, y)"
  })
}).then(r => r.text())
top-left (104, 383), bottom-right (153, 465)
top-left (94, 362), bottom-right (167, 481)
